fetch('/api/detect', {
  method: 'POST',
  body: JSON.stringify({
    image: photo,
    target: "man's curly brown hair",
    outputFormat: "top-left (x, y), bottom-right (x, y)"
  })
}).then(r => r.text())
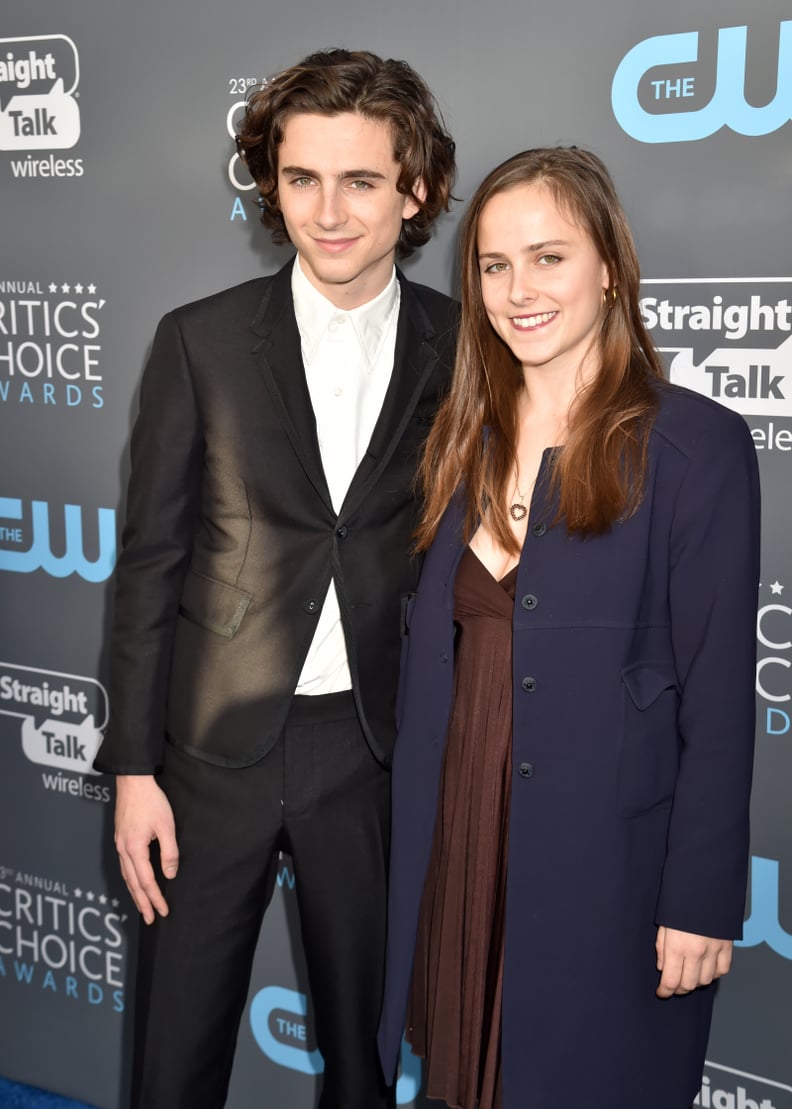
top-left (235, 48), bottom-right (456, 259)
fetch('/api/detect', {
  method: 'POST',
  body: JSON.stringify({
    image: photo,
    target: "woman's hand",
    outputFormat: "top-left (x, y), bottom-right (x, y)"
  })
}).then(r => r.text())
top-left (655, 926), bottom-right (733, 998)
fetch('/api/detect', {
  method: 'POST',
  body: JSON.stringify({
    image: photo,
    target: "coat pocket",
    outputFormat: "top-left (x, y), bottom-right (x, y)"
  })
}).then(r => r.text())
top-left (617, 662), bottom-right (680, 817)
top-left (178, 569), bottom-right (252, 639)
top-left (395, 593), bottom-right (417, 729)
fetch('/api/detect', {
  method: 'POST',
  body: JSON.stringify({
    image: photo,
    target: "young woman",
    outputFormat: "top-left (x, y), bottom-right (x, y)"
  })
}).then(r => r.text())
top-left (378, 148), bottom-right (760, 1109)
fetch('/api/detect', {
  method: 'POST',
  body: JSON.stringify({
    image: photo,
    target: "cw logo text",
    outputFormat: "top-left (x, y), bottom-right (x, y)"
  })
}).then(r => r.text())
top-left (0, 497), bottom-right (115, 582)
top-left (612, 22), bottom-right (791, 142)
top-left (738, 856), bottom-right (792, 960)
top-left (249, 985), bottom-right (421, 1104)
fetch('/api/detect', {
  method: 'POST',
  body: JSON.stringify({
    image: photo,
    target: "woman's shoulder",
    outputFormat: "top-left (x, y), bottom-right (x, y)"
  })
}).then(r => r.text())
top-left (649, 378), bottom-right (755, 462)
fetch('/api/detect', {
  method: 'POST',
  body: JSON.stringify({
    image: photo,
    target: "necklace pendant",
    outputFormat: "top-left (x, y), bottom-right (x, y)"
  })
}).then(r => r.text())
top-left (509, 503), bottom-right (528, 522)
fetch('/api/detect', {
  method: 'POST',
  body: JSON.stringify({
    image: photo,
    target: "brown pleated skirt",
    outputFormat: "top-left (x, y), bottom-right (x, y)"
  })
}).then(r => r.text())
top-left (407, 547), bottom-right (516, 1109)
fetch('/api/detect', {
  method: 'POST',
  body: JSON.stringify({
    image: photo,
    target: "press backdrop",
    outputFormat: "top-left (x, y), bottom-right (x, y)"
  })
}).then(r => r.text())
top-left (1, 1), bottom-right (790, 1106)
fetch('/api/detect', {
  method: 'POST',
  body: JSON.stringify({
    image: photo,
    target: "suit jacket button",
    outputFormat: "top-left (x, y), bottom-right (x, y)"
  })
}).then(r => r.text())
top-left (303, 599), bottom-right (320, 614)
top-left (518, 762), bottom-right (534, 778)
top-left (521, 676), bottom-right (537, 692)
top-left (532, 522), bottom-right (547, 536)
top-left (336, 525), bottom-right (348, 538)
top-left (521, 593), bottom-right (538, 610)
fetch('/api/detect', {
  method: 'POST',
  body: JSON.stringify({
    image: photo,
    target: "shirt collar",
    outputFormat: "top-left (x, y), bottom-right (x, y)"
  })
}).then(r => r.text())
top-left (291, 256), bottom-right (400, 369)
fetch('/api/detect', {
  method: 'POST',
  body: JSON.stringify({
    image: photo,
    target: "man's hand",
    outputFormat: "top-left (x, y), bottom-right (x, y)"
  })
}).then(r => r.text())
top-left (114, 774), bottom-right (179, 925)
top-left (655, 926), bottom-right (733, 998)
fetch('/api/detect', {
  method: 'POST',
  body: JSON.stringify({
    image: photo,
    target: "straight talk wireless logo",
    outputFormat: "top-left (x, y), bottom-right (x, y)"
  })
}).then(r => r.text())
top-left (696, 1061), bottom-right (792, 1108)
top-left (0, 662), bottom-right (110, 802)
top-left (640, 278), bottom-right (792, 449)
top-left (0, 34), bottom-right (84, 178)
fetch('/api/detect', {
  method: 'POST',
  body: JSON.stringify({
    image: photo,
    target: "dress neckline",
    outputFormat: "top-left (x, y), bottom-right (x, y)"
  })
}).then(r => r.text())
top-left (466, 546), bottom-right (519, 588)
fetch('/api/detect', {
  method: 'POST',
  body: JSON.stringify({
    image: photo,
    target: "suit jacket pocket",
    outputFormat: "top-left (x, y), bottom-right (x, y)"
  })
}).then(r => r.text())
top-left (618, 661), bottom-right (680, 817)
top-left (178, 569), bottom-right (252, 639)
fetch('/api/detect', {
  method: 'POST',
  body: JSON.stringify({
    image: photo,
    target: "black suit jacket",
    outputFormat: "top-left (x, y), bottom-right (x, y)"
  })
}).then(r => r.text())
top-left (94, 262), bottom-right (457, 773)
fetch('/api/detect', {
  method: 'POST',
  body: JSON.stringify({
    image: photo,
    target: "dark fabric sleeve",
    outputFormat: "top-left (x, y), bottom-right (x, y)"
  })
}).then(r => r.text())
top-left (655, 409), bottom-right (761, 938)
top-left (93, 312), bottom-right (203, 774)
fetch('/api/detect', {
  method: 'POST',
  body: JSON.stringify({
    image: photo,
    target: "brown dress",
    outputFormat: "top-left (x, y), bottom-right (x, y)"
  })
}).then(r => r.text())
top-left (407, 547), bottom-right (517, 1109)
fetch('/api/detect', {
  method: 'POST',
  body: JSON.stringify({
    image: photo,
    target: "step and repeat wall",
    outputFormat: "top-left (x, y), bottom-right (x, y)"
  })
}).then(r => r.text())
top-left (0, 1), bottom-right (790, 1106)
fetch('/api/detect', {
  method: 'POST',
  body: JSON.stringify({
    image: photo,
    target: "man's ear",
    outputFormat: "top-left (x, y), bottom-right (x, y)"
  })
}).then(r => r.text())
top-left (403, 177), bottom-right (427, 220)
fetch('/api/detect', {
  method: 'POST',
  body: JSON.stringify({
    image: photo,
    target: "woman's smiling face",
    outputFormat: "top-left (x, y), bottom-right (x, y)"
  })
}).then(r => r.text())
top-left (477, 182), bottom-right (609, 383)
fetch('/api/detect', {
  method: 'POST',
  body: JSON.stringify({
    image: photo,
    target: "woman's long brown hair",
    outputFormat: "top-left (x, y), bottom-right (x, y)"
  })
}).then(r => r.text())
top-left (415, 148), bottom-right (665, 554)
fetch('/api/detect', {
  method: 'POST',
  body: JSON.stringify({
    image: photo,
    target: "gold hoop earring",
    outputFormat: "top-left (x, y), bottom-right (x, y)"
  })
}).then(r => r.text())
top-left (602, 286), bottom-right (618, 309)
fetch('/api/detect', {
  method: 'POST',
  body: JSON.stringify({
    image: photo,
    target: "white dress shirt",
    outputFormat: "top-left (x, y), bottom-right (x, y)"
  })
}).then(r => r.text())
top-left (291, 256), bottom-right (401, 694)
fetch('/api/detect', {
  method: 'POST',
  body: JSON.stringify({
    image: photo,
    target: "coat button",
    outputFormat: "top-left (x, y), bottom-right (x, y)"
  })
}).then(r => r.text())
top-left (336, 525), bottom-right (348, 538)
top-left (521, 676), bottom-right (537, 692)
top-left (518, 762), bottom-right (534, 778)
top-left (303, 599), bottom-right (320, 614)
top-left (521, 593), bottom-right (538, 610)
top-left (532, 522), bottom-right (547, 537)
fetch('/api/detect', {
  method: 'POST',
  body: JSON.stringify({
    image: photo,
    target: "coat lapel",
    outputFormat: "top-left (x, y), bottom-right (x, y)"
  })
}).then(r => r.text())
top-left (249, 262), bottom-right (333, 511)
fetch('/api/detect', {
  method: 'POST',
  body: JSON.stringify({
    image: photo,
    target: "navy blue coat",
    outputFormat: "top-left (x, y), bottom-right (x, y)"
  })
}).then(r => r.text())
top-left (378, 383), bottom-right (760, 1109)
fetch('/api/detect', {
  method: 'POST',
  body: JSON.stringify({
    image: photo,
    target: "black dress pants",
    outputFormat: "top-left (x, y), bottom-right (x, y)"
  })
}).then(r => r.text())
top-left (131, 692), bottom-right (395, 1109)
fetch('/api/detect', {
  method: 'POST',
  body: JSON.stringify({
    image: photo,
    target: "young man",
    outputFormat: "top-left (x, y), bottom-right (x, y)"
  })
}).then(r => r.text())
top-left (93, 49), bottom-right (457, 1109)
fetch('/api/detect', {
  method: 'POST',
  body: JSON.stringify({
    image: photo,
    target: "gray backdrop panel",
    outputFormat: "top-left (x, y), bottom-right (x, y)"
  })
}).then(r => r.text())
top-left (1, 1), bottom-right (790, 1106)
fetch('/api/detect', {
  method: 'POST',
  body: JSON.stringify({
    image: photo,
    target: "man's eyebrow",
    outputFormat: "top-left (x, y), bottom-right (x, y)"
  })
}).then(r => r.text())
top-left (338, 169), bottom-right (388, 181)
top-left (279, 165), bottom-right (389, 181)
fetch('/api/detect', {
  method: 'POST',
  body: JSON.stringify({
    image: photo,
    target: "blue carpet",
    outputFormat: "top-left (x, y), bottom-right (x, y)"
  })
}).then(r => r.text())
top-left (0, 1079), bottom-right (94, 1108)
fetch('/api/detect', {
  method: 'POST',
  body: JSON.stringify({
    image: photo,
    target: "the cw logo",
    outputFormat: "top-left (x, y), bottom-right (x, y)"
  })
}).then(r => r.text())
top-left (249, 986), bottom-right (421, 1104)
top-left (0, 497), bottom-right (116, 582)
top-left (612, 22), bottom-right (792, 143)
top-left (737, 856), bottom-right (792, 960)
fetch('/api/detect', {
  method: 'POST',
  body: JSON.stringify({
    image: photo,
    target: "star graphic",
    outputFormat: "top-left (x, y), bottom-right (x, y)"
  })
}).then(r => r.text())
top-left (74, 887), bottom-right (83, 898)
top-left (87, 283), bottom-right (97, 294)
top-left (99, 894), bottom-right (108, 905)
top-left (111, 898), bottom-right (120, 908)
top-left (49, 283), bottom-right (57, 293)
top-left (770, 581), bottom-right (784, 595)
top-left (74, 283), bottom-right (84, 294)
top-left (86, 890), bottom-right (96, 902)
top-left (61, 283), bottom-right (70, 293)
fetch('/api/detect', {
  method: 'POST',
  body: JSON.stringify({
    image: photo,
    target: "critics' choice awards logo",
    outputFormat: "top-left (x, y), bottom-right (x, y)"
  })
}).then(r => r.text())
top-left (0, 865), bottom-right (126, 1011)
top-left (0, 34), bottom-right (83, 177)
top-left (737, 579), bottom-right (792, 964)
top-left (612, 21), bottom-right (791, 143)
top-left (226, 76), bottom-right (266, 223)
top-left (0, 662), bottom-right (108, 793)
top-left (0, 497), bottom-right (116, 582)
top-left (640, 278), bottom-right (792, 442)
top-left (757, 578), bottom-right (791, 740)
top-left (0, 279), bottom-right (105, 408)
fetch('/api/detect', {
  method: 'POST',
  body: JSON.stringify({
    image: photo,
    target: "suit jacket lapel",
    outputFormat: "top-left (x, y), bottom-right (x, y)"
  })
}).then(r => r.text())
top-left (250, 263), bottom-right (441, 519)
top-left (341, 273), bottom-right (439, 518)
top-left (250, 262), bottom-right (333, 511)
